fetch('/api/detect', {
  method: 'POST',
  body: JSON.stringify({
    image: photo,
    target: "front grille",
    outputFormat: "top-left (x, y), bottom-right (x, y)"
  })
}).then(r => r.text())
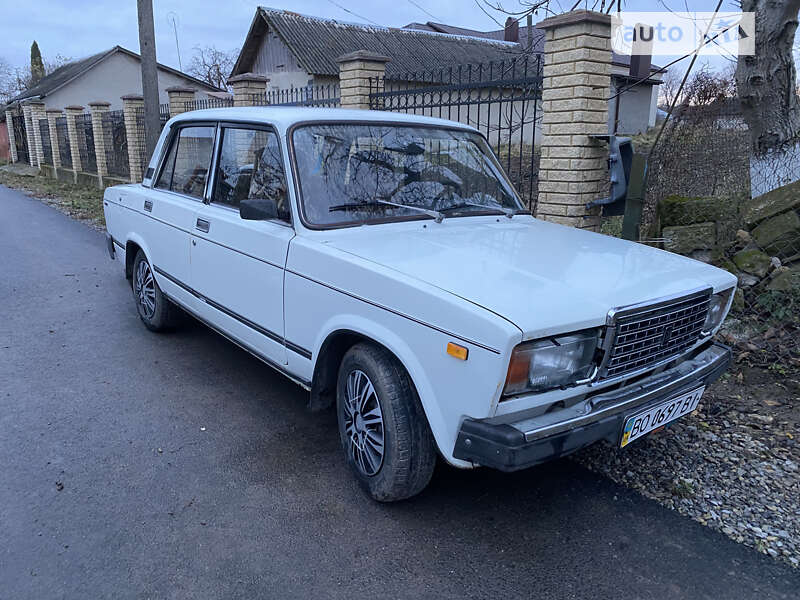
top-left (601, 291), bottom-right (710, 380)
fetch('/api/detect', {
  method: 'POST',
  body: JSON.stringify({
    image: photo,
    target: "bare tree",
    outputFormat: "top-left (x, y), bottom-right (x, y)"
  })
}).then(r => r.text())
top-left (682, 64), bottom-right (736, 107)
top-left (187, 45), bottom-right (238, 90)
top-left (0, 53), bottom-right (70, 103)
top-left (736, 0), bottom-right (800, 153)
top-left (659, 70), bottom-right (682, 108)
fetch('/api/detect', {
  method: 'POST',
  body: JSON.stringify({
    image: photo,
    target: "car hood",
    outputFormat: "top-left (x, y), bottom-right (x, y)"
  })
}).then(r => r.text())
top-left (320, 216), bottom-right (736, 338)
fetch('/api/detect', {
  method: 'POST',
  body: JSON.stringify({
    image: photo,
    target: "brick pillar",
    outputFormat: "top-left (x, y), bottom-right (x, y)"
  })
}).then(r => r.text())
top-left (535, 10), bottom-right (612, 231)
top-left (6, 109), bottom-right (18, 163)
top-left (89, 101), bottom-right (111, 178)
top-left (65, 106), bottom-right (84, 173)
top-left (337, 51), bottom-right (390, 110)
top-left (21, 103), bottom-right (36, 166)
top-left (45, 109), bottom-right (63, 170)
top-left (122, 94), bottom-right (145, 182)
top-left (29, 101), bottom-right (47, 169)
top-left (166, 86), bottom-right (196, 115)
top-left (227, 74), bottom-right (268, 107)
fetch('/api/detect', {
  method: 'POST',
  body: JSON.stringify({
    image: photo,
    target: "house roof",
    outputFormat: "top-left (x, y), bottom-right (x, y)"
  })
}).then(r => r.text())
top-left (405, 21), bottom-right (545, 53)
top-left (233, 7), bottom-right (525, 80)
top-left (402, 20), bottom-right (663, 76)
top-left (10, 46), bottom-right (223, 105)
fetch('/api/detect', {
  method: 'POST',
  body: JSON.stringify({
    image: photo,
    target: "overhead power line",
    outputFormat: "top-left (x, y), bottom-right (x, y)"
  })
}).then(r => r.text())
top-left (325, 0), bottom-right (380, 26)
top-left (407, 0), bottom-right (441, 22)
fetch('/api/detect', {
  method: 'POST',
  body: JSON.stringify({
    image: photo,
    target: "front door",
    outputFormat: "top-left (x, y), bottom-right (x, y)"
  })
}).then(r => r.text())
top-left (191, 124), bottom-right (294, 366)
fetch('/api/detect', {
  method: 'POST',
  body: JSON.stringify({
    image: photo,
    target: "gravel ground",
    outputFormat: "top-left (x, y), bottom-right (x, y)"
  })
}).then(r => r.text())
top-left (575, 364), bottom-right (800, 569)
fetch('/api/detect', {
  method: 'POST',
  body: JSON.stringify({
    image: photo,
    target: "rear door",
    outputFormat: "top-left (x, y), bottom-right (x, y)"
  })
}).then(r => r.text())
top-left (145, 124), bottom-right (216, 304)
top-left (191, 123), bottom-right (294, 366)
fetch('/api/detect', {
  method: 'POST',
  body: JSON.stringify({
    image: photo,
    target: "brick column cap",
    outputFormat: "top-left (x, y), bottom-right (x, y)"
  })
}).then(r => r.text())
top-left (537, 9), bottom-right (610, 30)
top-left (45, 108), bottom-right (63, 114)
top-left (226, 73), bottom-right (268, 85)
top-left (336, 50), bottom-right (391, 64)
top-left (121, 94), bottom-right (144, 101)
top-left (24, 99), bottom-right (45, 106)
top-left (88, 100), bottom-right (111, 107)
top-left (64, 105), bottom-right (85, 111)
top-left (165, 85), bottom-right (196, 93)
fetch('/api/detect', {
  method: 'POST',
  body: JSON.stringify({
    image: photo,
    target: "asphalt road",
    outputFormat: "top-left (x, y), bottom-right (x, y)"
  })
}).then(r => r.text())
top-left (1, 184), bottom-right (798, 600)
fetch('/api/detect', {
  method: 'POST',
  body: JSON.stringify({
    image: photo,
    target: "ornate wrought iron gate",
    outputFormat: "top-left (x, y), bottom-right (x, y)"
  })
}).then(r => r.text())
top-left (12, 114), bottom-right (29, 164)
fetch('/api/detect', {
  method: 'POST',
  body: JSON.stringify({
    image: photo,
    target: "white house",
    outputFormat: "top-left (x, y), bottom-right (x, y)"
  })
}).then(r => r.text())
top-left (7, 46), bottom-right (223, 111)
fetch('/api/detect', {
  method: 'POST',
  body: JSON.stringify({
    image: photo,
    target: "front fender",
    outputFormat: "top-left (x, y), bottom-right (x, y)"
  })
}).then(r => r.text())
top-left (312, 314), bottom-right (474, 469)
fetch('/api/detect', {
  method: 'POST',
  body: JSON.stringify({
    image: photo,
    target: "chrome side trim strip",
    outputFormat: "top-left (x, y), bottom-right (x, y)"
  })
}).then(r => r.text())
top-left (161, 289), bottom-right (312, 390)
top-left (152, 265), bottom-right (313, 361)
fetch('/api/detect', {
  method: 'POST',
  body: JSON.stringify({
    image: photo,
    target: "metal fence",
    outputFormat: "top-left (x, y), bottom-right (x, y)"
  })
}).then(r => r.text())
top-left (39, 119), bottom-right (53, 166)
top-left (184, 97), bottom-right (234, 111)
top-left (55, 116), bottom-right (71, 169)
top-left (251, 84), bottom-right (340, 108)
top-left (12, 114), bottom-right (29, 164)
top-left (640, 103), bottom-right (799, 367)
top-left (102, 110), bottom-right (129, 179)
top-left (76, 113), bottom-right (97, 174)
top-left (369, 57), bottom-right (543, 209)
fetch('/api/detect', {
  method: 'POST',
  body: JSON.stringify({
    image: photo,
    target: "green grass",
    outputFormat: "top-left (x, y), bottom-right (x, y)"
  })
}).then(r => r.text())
top-left (0, 169), bottom-right (105, 227)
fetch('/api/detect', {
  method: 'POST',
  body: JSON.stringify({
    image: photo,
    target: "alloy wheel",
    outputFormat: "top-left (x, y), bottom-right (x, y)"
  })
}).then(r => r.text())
top-left (342, 369), bottom-right (385, 476)
top-left (135, 259), bottom-right (156, 319)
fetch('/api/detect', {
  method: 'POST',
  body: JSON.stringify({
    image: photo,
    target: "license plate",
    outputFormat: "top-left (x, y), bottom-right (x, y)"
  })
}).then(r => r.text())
top-left (620, 387), bottom-right (705, 448)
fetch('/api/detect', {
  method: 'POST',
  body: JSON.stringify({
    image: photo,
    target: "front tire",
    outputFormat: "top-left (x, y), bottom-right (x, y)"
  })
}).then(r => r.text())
top-left (336, 343), bottom-right (436, 502)
top-left (131, 250), bottom-right (177, 332)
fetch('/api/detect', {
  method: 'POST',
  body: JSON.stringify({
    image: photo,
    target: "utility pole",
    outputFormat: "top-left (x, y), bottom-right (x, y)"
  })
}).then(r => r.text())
top-left (137, 0), bottom-right (160, 160)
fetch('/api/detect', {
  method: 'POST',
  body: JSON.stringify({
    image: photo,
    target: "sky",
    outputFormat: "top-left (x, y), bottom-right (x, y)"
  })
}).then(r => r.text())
top-left (1, 0), bottom-right (739, 77)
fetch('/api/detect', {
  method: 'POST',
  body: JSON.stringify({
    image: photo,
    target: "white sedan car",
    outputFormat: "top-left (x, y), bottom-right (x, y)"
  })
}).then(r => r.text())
top-left (103, 107), bottom-right (736, 501)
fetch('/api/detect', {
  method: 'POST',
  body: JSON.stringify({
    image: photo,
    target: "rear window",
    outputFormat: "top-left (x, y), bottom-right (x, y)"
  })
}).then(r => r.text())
top-left (155, 126), bottom-right (215, 199)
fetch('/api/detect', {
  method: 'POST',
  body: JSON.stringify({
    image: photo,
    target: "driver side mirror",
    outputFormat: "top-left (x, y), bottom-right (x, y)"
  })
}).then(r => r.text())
top-left (240, 198), bottom-right (278, 221)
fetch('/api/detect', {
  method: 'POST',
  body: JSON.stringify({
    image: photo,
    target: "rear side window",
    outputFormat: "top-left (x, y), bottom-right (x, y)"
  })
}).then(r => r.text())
top-left (155, 126), bottom-right (215, 199)
top-left (212, 127), bottom-right (290, 221)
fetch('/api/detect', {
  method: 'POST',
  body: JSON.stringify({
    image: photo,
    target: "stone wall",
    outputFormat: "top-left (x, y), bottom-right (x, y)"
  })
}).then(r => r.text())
top-left (660, 184), bottom-right (800, 360)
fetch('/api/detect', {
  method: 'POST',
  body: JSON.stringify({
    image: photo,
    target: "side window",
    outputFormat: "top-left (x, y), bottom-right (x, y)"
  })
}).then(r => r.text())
top-left (154, 133), bottom-right (177, 190)
top-left (212, 127), bottom-right (290, 222)
top-left (155, 126), bottom-right (215, 198)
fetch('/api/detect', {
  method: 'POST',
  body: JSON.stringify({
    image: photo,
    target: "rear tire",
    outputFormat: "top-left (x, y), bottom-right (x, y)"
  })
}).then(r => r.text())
top-left (131, 250), bottom-right (177, 332)
top-left (336, 342), bottom-right (436, 502)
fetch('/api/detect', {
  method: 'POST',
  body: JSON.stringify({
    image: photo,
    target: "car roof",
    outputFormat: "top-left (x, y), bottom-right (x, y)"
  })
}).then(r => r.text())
top-left (168, 106), bottom-right (479, 133)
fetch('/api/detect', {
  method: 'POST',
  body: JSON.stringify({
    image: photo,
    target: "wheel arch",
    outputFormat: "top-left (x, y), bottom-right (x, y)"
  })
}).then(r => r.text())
top-left (124, 233), bottom-right (152, 280)
top-left (309, 320), bottom-right (451, 462)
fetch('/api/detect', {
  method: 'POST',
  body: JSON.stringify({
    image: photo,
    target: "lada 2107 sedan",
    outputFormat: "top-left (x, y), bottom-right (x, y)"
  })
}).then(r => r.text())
top-left (103, 107), bottom-right (736, 501)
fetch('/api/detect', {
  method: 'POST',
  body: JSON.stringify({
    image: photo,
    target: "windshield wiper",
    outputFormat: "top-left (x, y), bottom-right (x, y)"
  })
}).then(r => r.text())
top-left (440, 200), bottom-right (516, 219)
top-left (329, 199), bottom-right (444, 223)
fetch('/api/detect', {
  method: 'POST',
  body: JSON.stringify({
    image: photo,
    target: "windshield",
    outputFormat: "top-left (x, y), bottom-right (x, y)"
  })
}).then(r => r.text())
top-left (291, 123), bottom-right (524, 227)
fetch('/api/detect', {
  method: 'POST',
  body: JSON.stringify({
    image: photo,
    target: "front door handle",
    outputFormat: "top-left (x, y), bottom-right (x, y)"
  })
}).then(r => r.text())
top-left (195, 218), bottom-right (210, 233)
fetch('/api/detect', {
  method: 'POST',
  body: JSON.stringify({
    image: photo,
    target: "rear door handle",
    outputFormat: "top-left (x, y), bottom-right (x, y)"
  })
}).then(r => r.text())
top-left (195, 218), bottom-right (210, 233)
top-left (143, 200), bottom-right (153, 212)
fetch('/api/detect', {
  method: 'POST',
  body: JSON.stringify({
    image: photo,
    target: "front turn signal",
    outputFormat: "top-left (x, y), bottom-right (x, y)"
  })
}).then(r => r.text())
top-left (447, 342), bottom-right (469, 361)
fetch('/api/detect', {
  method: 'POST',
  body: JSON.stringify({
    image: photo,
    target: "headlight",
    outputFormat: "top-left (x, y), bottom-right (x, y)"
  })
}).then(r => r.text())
top-left (703, 287), bottom-right (734, 334)
top-left (503, 330), bottom-right (599, 396)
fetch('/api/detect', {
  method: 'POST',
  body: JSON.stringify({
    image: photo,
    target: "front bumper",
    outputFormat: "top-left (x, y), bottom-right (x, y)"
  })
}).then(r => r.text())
top-left (453, 342), bottom-right (731, 471)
